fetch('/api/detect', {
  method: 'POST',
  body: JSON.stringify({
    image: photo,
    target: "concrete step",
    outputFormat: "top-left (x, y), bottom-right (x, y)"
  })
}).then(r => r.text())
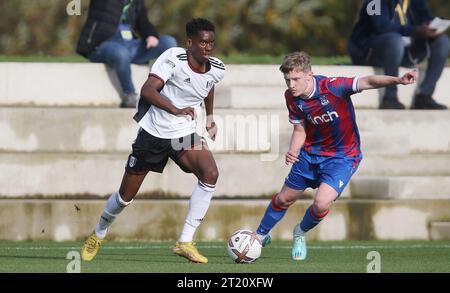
top-left (0, 63), bottom-right (143, 107)
top-left (1, 198), bottom-right (449, 241)
top-left (0, 107), bottom-right (138, 153)
top-left (216, 65), bottom-right (450, 109)
top-left (430, 222), bottom-right (450, 240)
top-left (351, 176), bottom-right (450, 199)
top-left (2, 108), bottom-right (450, 154)
top-left (358, 154), bottom-right (450, 176)
top-left (2, 152), bottom-right (449, 198)
top-left (0, 152), bottom-right (289, 198)
top-left (356, 110), bottom-right (450, 154)
top-left (2, 63), bottom-right (449, 109)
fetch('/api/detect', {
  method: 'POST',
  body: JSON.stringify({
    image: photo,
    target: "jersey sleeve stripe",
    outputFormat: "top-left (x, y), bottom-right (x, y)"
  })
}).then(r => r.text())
top-left (211, 63), bottom-right (225, 70)
top-left (290, 119), bottom-right (303, 125)
top-left (209, 59), bottom-right (225, 67)
top-left (210, 63), bottom-right (225, 69)
top-left (352, 77), bottom-right (361, 92)
top-left (149, 73), bottom-right (165, 85)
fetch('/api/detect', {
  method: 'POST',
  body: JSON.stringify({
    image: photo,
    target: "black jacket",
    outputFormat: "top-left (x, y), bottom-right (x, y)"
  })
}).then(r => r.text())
top-left (76, 0), bottom-right (159, 57)
top-left (348, 0), bottom-right (433, 62)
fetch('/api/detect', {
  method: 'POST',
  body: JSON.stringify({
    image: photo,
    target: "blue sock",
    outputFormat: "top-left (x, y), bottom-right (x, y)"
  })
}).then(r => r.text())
top-left (257, 195), bottom-right (287, 235)
top-left (299, 205), bottom-right (329, 233)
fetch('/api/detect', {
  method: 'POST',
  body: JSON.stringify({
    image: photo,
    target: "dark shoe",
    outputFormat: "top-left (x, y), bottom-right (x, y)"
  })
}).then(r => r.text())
top-left (379, 96), bottom-right (406, 109)
top-left (120, 92), bottom-right (138, 108)
top-left (411, 94), bottom-right (447, 110)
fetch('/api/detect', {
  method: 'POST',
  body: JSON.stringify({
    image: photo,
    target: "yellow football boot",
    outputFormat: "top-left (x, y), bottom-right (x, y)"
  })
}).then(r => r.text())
top-left (173, 242), bottom-right (208, 264)
top-left (81, 232), bottom-right (103, 261)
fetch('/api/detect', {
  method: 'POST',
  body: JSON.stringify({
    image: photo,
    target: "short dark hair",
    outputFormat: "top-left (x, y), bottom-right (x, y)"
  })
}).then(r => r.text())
top-left (186, 18), bottom-right (215, 37)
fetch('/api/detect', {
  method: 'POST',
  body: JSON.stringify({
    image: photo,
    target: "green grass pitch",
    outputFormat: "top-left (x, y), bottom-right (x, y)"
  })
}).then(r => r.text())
top-left (0, 240), bottom-right (449, 273)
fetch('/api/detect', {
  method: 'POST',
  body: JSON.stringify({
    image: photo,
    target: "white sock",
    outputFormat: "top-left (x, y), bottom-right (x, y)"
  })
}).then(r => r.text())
top-left (256, 234), bottom-right (267, 242)
top-left (178, 181), bottom-right (215, 242)
top-left (94, 191), bottom-right (132, 238)
top-left (293, 224), bottom-right (305, 237)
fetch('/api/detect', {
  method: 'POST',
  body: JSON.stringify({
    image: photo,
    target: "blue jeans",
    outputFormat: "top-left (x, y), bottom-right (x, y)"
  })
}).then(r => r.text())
top-left (88, 35), bottom-right (177, 94)
top-left (362, 33), bottom-right (449, 98)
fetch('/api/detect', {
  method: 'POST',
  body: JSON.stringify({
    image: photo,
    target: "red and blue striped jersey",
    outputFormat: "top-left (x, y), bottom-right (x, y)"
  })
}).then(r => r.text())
top-left (285, 75), bottom-right (361, 158)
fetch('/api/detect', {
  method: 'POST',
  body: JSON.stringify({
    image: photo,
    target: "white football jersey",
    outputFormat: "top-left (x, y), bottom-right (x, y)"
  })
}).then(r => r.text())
top-left (134, 47), bottom-right (225, 139)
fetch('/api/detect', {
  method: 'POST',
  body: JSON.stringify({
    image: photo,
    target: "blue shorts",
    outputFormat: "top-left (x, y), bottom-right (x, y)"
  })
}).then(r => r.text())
top-left (284, 149), bottom-right (362, 195)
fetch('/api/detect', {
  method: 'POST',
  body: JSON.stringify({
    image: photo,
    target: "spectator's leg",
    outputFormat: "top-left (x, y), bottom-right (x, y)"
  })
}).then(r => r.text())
top-left (410, 35), bottom-right (449, 110)
top-left (89, 41), bottom-right (135, 94)
top-left (132, 35), bottom-right (178, 65)
top-left (367, 33), bottom-right (406, 109)
top-left (347, 40), bottom-right (364, 65)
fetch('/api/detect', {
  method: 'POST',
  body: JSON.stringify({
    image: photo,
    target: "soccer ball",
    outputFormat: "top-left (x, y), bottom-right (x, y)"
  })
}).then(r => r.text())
top-left (226, 229), bottom-right (262, 263)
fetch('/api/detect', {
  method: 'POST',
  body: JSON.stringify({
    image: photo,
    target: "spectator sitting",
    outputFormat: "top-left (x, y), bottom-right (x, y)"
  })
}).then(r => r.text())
top-left (348, 0), bottom-right (449, 110)
top-left (76, 0), bottom-right (177, 108)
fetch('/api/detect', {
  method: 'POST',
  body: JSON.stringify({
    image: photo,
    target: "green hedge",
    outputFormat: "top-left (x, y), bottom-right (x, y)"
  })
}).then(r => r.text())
top-left (0, 0), bottom-right (449, 57)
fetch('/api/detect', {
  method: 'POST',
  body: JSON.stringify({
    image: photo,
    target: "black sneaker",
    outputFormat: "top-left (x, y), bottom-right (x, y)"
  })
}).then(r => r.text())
top-left (120, 92), bottom-right (139, 108)
top-left (379, 96), bottom-right (406, 109)
top-left (411, 94), bottom-right (447, 110)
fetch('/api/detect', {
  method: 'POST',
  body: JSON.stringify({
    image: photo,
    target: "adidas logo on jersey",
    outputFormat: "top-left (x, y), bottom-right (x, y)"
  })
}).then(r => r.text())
top-left (184, 77), bottom-right (191, 83)
top-left (308, 111), bottom-right (339, 125)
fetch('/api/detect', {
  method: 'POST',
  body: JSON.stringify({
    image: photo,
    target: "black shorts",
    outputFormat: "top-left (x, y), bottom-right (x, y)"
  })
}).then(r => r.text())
top-left (125, 128), bottom-right (206, 174)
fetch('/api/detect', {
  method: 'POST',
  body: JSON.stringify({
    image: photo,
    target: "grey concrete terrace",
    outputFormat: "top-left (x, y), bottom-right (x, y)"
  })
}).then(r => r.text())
top-left (1, 62), bottom-right (449, 240)
top-left (2, 108), bottom-right (450, 154)
top-left (1, 63), bottom-right (450, 108)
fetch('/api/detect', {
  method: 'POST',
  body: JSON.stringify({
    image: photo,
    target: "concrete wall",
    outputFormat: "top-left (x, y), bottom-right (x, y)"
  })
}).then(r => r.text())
top-left (1, 63), bottom-right (450, 108)
top-left (1, 199), bottom-right (449, 241)
top-left (1, 62), bottom-right (449, 240)
top-left (1, 108), bottom-right (449, 199)
top-left (2, 108), bottom-right (450, 154)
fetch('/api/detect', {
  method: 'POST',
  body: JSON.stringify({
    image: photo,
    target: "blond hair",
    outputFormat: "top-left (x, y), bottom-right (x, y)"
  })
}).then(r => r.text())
top-left (279, 51), bottom-right (311, 74)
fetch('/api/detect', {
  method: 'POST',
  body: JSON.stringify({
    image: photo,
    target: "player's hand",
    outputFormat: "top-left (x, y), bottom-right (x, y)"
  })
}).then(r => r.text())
top-left (173, 107), bottom-right (196, 120)
top-left (399, 70), bottom-right (417, 85)
top-left (206, 121), bottom-right (218, 141)
top-left (285, 151), bottom-right (299, 165)
top-left (415, 24), bottom-right (439, 38)
top-left (146, 36), bottom-right (159, 49)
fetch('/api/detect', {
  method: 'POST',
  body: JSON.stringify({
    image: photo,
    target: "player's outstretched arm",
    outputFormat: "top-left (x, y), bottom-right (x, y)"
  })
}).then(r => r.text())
top-left (357, 70), bottom-right (417, 91)
top-left (141, 76), bottom-right (196, 120)
top-left (286, 123), bottom-right (306, 165)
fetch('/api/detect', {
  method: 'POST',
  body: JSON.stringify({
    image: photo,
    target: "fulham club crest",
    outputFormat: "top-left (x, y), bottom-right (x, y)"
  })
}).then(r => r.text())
top-left (128, 156), bottom-right (137, 168)
top-left (206, 80), bottom-right (215, 89)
